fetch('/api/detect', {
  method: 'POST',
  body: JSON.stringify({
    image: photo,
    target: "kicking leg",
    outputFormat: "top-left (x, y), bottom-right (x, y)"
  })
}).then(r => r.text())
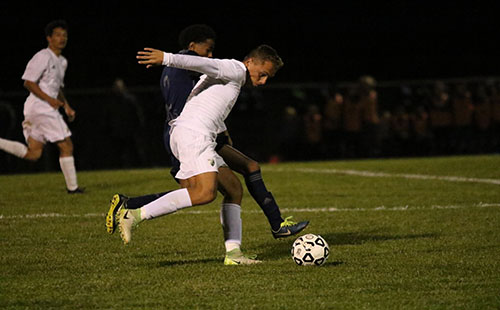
top-left (218, 144), bottom-right (309, 238)
top-left (218, 145), bottom-right (283, 230)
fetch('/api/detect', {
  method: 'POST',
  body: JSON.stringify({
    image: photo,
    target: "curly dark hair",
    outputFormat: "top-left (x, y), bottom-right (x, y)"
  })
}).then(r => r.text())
top-left (45, 20), bottom-right (68, 37)
top-left (178, 24), bottom-right (216, 49)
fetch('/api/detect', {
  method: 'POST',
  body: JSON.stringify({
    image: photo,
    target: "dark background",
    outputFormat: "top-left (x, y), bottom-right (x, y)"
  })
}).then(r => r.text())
top-left (1, 1), bottom-right (499, 173)
top-left (1, 1), bottom-right (499, 92)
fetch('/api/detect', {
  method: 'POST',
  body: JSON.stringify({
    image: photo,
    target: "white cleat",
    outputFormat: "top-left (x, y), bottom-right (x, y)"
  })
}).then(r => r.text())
top-left (224, 249), bottom-right (262, 265)
top-left (118, 208), bottom-right (140, 244)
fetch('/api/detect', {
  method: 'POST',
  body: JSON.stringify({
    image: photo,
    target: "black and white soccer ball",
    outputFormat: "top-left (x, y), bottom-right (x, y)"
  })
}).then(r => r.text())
top-left (291, 234), bottom-right (330, 266)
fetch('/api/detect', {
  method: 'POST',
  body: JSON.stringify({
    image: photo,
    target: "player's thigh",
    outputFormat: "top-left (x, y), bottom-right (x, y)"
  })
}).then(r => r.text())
top-left (185, 171), bottom-right (218, 205)
top-left (179, 178), bottom-right (189, 188)
top-left (217, 167), bottom-right (243, 202)
top-left (217, 145), bottom-right (260, 175)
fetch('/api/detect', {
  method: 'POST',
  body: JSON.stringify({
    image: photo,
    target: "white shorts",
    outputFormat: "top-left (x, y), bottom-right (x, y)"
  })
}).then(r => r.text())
top-left (170, 126), bottom-right (226, 180)
top-left (22, 113), bottom-right (71, 144)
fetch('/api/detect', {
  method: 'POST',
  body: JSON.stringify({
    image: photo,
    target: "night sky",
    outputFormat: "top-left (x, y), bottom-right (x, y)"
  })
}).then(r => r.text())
top-left (1, 2), bottom-right (499, 93)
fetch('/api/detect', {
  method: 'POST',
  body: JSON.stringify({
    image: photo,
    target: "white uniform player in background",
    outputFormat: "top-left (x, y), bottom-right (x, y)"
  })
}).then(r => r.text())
top-left (111, 45), bottom-right (283, 265)
top-left (0, 20), bottom-right (83, 193)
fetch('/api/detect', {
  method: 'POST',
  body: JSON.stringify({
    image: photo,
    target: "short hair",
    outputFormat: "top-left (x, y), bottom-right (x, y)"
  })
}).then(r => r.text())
top-left (45, 20), bottom-right (68, 37)
top-left (244, 45), bottom-right (284, 73)
top-left (178, 24), bottom-right (216, 49)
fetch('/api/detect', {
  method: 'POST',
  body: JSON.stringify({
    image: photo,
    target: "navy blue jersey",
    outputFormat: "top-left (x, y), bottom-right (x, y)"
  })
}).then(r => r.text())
top-left (160, 50), bottom-right (201, 122)
top-left (160, 50), bottom-right (200, 179)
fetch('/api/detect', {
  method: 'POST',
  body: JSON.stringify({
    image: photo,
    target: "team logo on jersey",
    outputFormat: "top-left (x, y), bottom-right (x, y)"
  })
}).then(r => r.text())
top-left (208, 159), bottom-right (215, 167)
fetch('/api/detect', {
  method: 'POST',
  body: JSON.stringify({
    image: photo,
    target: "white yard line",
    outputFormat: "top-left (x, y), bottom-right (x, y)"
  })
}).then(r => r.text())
top-left (265, 167), bottom-right (500, 185)
top-left (1, 203), bottom-right (499, 220)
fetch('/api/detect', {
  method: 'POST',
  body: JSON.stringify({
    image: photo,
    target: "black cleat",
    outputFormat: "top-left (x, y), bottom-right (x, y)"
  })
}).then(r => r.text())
top-left (67, 187), bottom-right (85, 194)
top-left (272, 216), bottom-right (309, 239)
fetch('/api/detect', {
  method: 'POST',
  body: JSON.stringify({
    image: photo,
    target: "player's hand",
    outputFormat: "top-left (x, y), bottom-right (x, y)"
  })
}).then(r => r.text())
top-left (48, 97), bottom-right (65, 109)
top-left (64, 104), bottom-right (76, 122)
top-left (137, 48), bottom-right (164, 68)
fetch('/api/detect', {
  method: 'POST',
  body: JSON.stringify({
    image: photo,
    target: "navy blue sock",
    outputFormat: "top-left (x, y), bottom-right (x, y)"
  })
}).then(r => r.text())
top-left (126, 191), bottom-right (171, 209)
top-left (245, 170), bottom-right (283, 231)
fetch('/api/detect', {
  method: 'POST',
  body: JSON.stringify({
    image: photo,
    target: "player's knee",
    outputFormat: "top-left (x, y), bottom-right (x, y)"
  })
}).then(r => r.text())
top-left (246, 160), bottom-right (260, 174)
top-left (224, 180), bottom-right (243, 204)
top-left (57, 139), bottom-right (73, 157)
top-left (59, 146), bottom-right (73, 157)
top-left (191, 185), bottom-right (217, 205)
top-left (24, 149), bottom-right (42, 161)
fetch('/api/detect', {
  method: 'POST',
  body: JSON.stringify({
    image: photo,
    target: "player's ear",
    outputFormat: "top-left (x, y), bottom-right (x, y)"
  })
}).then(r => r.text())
top-left (187, 42), bottom-right (196, 51)
top-left (243, 58), bottom-right (253, 66)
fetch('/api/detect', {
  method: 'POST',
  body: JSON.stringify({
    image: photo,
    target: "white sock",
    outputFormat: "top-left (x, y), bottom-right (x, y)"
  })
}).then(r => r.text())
top-left (225, 241), bottom-right (241, 252)
top-left (141, 188), bottom-right (192, 220)
top-left (0, 138), bottom-right (28, 158)
top-left (59, 156), bottom-right (78, 191)
top-left (220, 203), bottom-right (242, 252)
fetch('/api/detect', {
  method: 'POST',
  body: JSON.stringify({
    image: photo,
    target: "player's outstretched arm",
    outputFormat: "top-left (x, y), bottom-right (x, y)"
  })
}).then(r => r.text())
top-left (138, 47), bottom-right (242, 82)
top-left (137, 48), bottom-right (164, 68)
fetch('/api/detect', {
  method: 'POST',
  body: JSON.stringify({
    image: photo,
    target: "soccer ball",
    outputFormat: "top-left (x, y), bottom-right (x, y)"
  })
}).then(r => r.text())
top-left (291, 234), bottom-right (329, 266)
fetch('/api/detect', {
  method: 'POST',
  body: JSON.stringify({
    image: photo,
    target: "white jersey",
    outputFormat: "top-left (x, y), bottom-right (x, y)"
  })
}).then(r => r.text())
top-left (162, 53), bottom-right (247, 136)
top-left (21, 48), bottom-right (67, 116)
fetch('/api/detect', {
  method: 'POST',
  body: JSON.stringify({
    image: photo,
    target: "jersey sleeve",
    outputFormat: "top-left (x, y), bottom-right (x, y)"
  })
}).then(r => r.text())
top-left (163, 53), bottom-right (245, 84)
top-left (21, 51), bottom-right (50, 83)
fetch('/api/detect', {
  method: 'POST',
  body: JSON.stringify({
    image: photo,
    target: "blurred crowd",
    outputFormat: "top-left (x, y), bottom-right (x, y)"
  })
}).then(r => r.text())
top-left (2, 76), bottom-right (500, 173)
top-left (276, 76), bottom-right (500, 161)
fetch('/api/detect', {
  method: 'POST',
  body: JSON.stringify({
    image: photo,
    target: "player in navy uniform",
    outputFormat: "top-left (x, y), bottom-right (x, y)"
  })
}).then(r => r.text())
top-left (106, 25), bottom-right (308, 239)
top-left (160, 26), bottom-right (212, 182)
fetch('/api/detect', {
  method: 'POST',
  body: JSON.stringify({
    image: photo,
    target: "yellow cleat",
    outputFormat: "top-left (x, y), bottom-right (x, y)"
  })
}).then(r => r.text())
top-left (105, 194), bottom-right (128, 234)
top-left (224, 249), bottom-right (262, 265)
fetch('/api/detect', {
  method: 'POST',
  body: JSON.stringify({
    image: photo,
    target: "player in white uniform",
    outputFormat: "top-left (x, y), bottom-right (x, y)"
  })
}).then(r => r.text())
top-left (114, 45), bottom-right (283, 264)
top-left (0, 20), bottom-right (82, 193)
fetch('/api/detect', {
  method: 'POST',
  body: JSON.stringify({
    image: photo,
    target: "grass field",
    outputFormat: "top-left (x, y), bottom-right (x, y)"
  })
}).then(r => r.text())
top-left (1, 155), bottom-right (500, 309)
